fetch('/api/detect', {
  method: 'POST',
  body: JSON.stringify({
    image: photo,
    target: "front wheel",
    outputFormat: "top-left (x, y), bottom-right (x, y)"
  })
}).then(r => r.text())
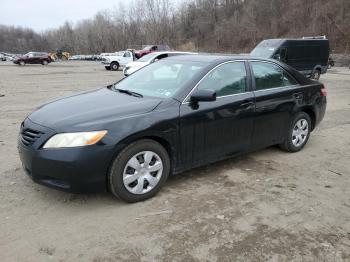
top-left (108, 139), bottom-right (170, 202)
top-left (279, 112), bottom-right (311, 152)
top-left (110, 62), bottom-right (119, 71)
top-left (19, 61), bottom-right (25, 66)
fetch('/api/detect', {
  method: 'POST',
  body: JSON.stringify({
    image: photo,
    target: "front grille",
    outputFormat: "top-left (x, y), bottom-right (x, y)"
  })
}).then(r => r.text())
top-left (20, 128), bottom-right (42, 146)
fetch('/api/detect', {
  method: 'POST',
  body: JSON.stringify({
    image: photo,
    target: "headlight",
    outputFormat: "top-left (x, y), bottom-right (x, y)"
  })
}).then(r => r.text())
top-left (43, 131), bottom-right (107, 149)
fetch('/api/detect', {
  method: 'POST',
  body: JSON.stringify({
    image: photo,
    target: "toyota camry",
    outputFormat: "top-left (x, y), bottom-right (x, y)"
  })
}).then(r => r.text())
top-left (18, 55), bottom-right (327, 202)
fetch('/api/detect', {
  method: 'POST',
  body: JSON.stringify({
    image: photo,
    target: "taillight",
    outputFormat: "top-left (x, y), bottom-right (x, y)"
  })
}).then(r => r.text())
top-left (320, 85), bottom-right (327, 97)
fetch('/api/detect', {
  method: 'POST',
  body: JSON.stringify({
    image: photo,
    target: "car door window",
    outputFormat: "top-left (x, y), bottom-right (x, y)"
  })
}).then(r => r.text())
top-left (123, 52), bottom-right (131, 58)
top-left (251, 62), bottom-right (298, 90)
top-left (197, 62), bottom-right (247, 97)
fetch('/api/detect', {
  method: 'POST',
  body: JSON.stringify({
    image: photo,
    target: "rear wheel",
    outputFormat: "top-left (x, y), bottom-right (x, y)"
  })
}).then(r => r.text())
top-left (279, 112), bottom-right (311, 152)
top-left (311, 69), bottom-right (321, 80)
top-left (110, 62), bottom-right (119, 71)
top-left (42, 60), bottom-right (48, 65)
top-left (108, 139), bottom-right (170, 202)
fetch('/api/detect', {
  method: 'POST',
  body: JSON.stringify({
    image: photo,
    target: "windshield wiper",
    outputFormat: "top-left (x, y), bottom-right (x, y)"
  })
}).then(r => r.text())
top-left (114, 87), bottom-right (143, 98)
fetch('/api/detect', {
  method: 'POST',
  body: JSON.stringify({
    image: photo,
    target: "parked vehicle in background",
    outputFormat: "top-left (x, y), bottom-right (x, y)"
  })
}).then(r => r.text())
top-left (13, 52), bottom-right (52, 66)
top-left (251, 36), bottom-right (330, 80)
top-left (49, 49), bottom-right (70, 61)
top-left (0, 53), bottom-right (6, 61)
top-left (68, 55), bottom-right (81, 61)
top-left (0, 52), bottom-right (15, 61)
top-left (100, 52), bottom-right (118, 58)
top-left (134, 45), bottom-right (171, 59)
top-left (123, 51), bottom-right (197, 76)
top-left (102, 50), bottom-right (134, 71)
top-left (18, 55), bottom-right (327, 202)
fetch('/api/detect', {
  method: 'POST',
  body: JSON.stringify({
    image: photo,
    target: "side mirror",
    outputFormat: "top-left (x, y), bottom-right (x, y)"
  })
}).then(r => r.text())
top-left (273, 54), bottom-right (281, 60)
top-left (190, 89), bottom-right (216, 102)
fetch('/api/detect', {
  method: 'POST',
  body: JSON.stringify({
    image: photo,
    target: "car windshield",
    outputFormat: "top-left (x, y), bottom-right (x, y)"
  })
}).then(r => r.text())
top-left (251, 40), bottom-right (281, 58)
top-left (113, 60), bottom-right (207, 98)
top-left (138, 53), bottom-right (160, 62)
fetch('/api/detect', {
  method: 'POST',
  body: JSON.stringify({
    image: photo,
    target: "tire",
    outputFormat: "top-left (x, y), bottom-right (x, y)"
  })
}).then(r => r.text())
top-left (311, 69), bottom-right (321, 80)
top-left (19, 61), bottom-right (25, 66)
top-left (108, 139), bottom-right (170, 202)
top-left (42, 60), bottom-right (48, 65)
top-left (110, 62), bottom-right (119, 71)
top-left (105, 66), bottom-right (111, 70)
top-left (279, 112), bottom-right (311, 152)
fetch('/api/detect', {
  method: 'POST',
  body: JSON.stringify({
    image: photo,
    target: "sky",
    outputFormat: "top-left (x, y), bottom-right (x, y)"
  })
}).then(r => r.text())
top-left (0, 0), bottom-right (126, 32)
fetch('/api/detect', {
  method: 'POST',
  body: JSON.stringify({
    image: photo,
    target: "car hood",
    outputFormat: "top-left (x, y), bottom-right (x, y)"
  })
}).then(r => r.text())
top-left (28, 87), bottom-right (163, 132)
top-left (14, 56), bottom-right (26, 61)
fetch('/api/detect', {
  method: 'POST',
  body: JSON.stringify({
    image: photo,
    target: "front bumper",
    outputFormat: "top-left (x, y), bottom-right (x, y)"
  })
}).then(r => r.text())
top-left (17, 118), bottom-right (114, 193)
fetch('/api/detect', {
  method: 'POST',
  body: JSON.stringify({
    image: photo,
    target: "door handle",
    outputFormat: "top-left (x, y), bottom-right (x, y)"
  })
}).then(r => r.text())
top-left (293, 92), bottom-right (303, 99)
top-left (240, 101), bottom-right (254, 109)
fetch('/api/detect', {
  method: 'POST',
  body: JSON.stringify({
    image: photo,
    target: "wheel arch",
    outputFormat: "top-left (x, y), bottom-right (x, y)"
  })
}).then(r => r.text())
top-left (300, 107), bottom-right (316, 131)
top-left (108, 134), bottom-right (175, 177)
top-left (111, 60), bottom-right (119, 66)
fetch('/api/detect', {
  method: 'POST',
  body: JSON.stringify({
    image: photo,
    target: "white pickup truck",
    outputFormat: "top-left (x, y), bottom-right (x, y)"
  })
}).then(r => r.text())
top-left (101, 51), bottom-right (134, 71)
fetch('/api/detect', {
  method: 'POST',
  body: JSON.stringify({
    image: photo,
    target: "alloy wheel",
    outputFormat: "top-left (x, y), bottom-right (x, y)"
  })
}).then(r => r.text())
top-left (123, 151), bottom-right (163, 195)
top-left (292, 119), bottom-right (309, 147)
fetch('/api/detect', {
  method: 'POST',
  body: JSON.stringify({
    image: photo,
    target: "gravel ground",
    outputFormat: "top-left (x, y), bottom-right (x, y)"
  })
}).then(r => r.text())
top-left (0, 61), bottom-right (350, 262)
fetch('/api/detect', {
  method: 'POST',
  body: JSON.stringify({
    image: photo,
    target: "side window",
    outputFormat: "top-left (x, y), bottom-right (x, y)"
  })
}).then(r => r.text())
top-left (251, 62), bottom-right (298, 91)
top-left (197, 62), bottom-right (247, 97)
top-left (123, 52), bottom-right (131, 58)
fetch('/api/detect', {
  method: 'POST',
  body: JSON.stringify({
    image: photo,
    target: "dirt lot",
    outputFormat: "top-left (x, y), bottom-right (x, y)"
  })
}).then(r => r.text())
top-left (0, 61), bottom-right (350, 262)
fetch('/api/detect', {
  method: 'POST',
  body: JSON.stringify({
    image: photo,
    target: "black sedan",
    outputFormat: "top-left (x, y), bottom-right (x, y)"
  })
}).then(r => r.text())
top-left (18, 55), bottom-right (327, 202)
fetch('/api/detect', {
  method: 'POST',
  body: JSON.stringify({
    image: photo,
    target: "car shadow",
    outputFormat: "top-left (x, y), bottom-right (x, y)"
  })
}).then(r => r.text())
top-left (22, 146), bottom-right (283, 208)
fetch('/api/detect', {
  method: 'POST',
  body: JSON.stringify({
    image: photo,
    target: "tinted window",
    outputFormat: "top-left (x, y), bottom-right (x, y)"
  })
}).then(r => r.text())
top-left (251, 62), bottom-right (298, 90)
top-left (197, 62), bottom-right (247, 97)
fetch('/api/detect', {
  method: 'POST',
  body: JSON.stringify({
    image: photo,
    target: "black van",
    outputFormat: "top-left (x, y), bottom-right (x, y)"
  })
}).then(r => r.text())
top-left (251, 37), bottom-right (330, 80)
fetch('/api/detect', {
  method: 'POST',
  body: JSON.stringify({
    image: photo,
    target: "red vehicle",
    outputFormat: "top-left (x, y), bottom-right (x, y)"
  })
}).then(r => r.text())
top-left (13, 52), bottom-right (52, 66)
top-left (134, 45), bottom-right (171, 59)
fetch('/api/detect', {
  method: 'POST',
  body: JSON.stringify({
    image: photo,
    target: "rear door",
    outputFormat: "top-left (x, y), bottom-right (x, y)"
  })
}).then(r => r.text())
top-left (249, 60), bottom-right (302, 149)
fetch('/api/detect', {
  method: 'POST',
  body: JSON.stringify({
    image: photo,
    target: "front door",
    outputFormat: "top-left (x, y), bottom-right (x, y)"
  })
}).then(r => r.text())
top-left (179, 61), bottom-right (255, 168)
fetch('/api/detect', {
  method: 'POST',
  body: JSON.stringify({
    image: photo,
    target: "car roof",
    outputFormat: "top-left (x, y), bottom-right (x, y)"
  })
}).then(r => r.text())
top-left (165, 54), bottom-right (273, 63)
top-left (149, 51), bottom-right (197, 55)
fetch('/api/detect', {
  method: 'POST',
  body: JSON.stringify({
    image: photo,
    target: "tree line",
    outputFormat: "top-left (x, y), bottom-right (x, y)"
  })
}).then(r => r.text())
top-left (1, 0), bottom-right (349, 54)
